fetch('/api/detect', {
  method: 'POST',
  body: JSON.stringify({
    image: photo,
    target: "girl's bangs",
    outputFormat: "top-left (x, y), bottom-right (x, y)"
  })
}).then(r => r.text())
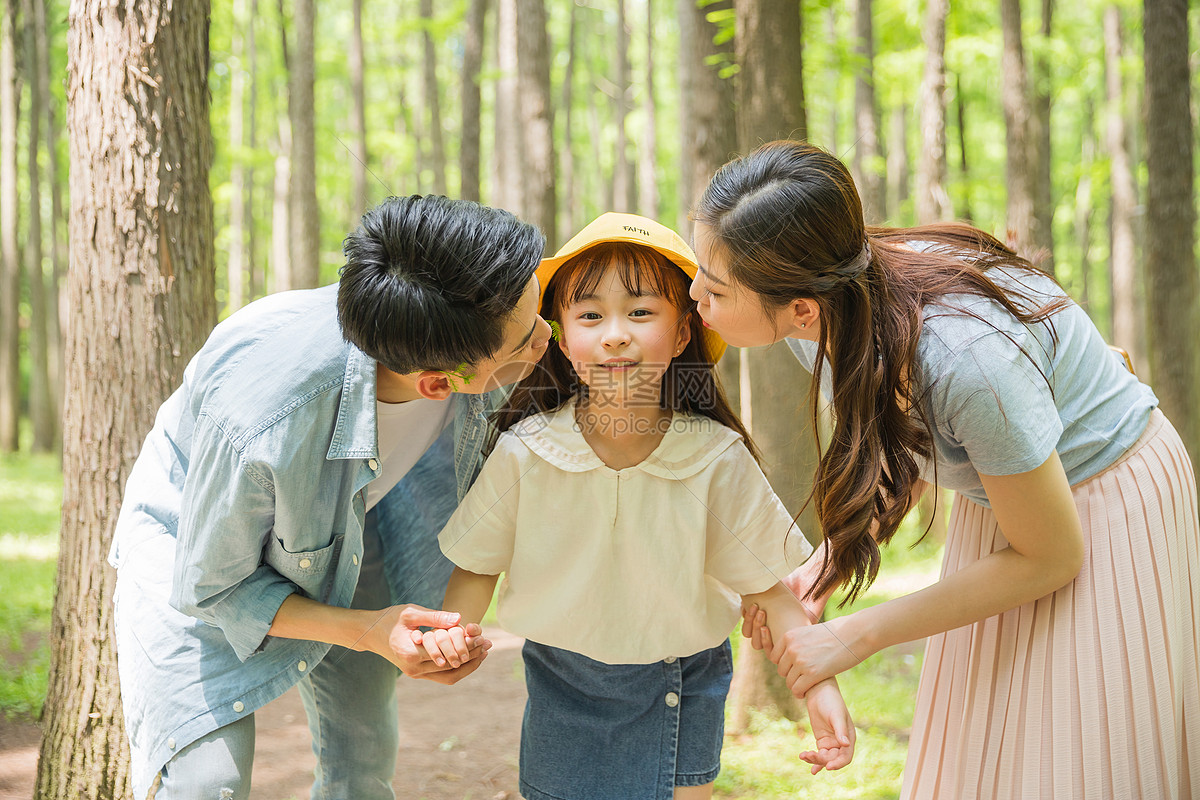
top-left (552, 243), bottom-right (690, 313)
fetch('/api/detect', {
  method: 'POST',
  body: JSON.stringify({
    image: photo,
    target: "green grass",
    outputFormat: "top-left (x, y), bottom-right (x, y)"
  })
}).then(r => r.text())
top-left (716, 515), bottom-right (944, 800)
top-left (0, 448), bottom-right (61, 718)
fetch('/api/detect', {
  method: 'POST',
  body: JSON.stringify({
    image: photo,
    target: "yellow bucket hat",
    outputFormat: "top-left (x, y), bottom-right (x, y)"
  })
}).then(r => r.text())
top-left (535, 212), bottom-right (727, 363)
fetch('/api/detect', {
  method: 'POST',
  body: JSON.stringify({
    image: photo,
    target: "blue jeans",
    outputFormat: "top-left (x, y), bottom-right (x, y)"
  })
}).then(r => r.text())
top-left (151, 507), bottom-right (452, 800)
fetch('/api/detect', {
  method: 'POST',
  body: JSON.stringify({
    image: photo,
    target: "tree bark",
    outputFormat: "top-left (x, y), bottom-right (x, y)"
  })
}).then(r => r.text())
top-left (0, 0), bottom-right (19, 452)
top-left (22, 0), bottom-right (54, 452)
top-left (349, 0), bottom-right (367, 221)
top-left (36, 0), bottom-right (64, 427)
top-left (516, 0), bottom-right (555, 245)
top-left (637, 0), bottom-right (658, 218)
top-left (915, 0), bottom-right (950, 223)
top-left (460, 0), bottom-right (487, 203)
top-left (271, 0), bottom-right (291, 293)
top-left (288, 0), bottom-right (319, 288)
top-left (729, 0), bottom-right (812, 730)
top-left (852, 0), bottom-right (885, 223)
top-left (557, 0), bottom-right (577, 242)
top-left (1031, 0), bottom-right (1055, 273)
top-left (228, 0), bottom-right (249, 311)
top-left (1074, 100), bottom-right (1095, 316)
top-left (677, 0), bottom-right (735, 237)
top-left (613, 0), bottom-right (635, 212)
top-left (1000, 0), bottom-right (1037, 259)
top-left (1143, 0), bottom-right (1198, 473)
top-left (420, 0), bottom-right (446, 196)
top-left (35, 0), bottom-right (215, 795)
top-left (492, 0), bottom-right (520, 212)
top-left (1104, 6), bottom-right (1142, 374)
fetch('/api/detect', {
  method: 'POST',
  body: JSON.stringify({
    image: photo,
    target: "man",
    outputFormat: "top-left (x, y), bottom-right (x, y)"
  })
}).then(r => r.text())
top-left (110, 195), bottom-right (552, 799)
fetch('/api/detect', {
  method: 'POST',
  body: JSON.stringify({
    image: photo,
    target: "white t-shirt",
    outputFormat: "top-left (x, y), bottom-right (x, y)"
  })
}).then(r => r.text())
top-left (365, 398), bottom-right (455, 511)
top-left (438, 400), bottom-right (812, 664)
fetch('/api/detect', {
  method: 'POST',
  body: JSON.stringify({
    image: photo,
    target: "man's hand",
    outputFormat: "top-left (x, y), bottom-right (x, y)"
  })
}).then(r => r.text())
top-left (363, 604), bottom-right (492, 684)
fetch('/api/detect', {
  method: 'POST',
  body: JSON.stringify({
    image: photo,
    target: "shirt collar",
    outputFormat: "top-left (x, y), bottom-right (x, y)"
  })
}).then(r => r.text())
top-left (327, 345), bottom-right (379, 460)
top-left (510, 397), bottom-right (742, 478)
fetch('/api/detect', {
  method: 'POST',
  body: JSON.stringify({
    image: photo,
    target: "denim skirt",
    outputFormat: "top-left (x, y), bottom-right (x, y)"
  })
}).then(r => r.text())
top-left (518, 639), bottom-right (734, 800)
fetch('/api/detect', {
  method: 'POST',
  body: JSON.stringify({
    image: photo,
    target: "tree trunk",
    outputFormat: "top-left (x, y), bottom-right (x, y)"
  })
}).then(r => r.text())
top-left (516, 0), bottom-right (555, 245)
top-left (271, 0), bottom-right (291, 294)
top-left (349, 0), bottom-right (367, 221)
top-left (22, 0), bottom-right (53, 452)
top-left (35, 0), bottom-right (215, 795)
top-left (558, 0), bottom-right (577, 242)
top-left (420, 0), bottom-right (446, 196)
top-left (1074, 100), bottom-right (1095, 316)
top-left (246, 0), bottom-right (258, 300)
top-left (915, 0), bottom-right (950, 223)
top-left (36, 0), bottom-right (64, 428)
top-left (637, 0), bottom-right (658, 218)
top-left (1000, 0), bottom-right (1037, 259)
top-left (825, 5), bottom-right (838, 153)
top-left (887, 102), bottom-right (910, 221)
top-left (956, 72), bottom-right (972, 223)
top-left (1031, 0), bottom-right (1055, 273)
top-left (460, 0), bottom-right (487, 203)
top-left (729, 0), bottom-right (812, 730)
top-left (288, 0), bottom-right (319, 288)
top-left (492, 0), bottom-right (520, 212)
top-left (677, 0), bottom-right (735, 237)
top-left (1104, 6), bottom-right (1142, 374)
top-left (852, 0), bottom-right (884, 223)
top-left (228, 0), bottom-right (248, 311)
top-left (1143, 0), bottom-right (1198, 474)
top-left (0, 0), bottom-right (19, 452)
top-left (613, 0), bottom-right (634, 212)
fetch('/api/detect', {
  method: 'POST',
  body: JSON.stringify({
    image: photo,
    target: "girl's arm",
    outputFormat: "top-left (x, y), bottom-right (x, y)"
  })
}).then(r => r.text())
top-left (773, 451), bottom-right (1084, 696)
top-left (419, 566), bottom-right (500, 669)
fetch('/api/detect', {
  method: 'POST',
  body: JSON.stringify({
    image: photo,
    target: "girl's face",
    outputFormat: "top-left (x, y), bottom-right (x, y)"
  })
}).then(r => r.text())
top-left (689, 222), bottom-right (813, 347)
top-left (557, 262), bottom-right (691, 402)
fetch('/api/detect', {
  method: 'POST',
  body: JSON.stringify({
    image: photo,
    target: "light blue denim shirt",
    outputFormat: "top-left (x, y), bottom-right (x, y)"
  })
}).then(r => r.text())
top-left (108, 285), bottom-right (496, 797)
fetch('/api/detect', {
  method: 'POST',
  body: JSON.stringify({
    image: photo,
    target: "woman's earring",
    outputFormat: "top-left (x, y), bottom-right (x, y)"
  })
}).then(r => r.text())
top-left (800, 322), bottom-right (807, 329)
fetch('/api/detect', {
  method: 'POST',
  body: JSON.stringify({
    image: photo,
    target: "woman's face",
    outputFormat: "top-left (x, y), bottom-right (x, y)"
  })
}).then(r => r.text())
top-left (689, 222), bottom-right (812, 348)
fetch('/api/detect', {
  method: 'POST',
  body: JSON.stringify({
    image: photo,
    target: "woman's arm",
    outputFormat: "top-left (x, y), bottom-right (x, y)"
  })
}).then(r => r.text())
top-left (773, 452), bottom-right (1084, 695)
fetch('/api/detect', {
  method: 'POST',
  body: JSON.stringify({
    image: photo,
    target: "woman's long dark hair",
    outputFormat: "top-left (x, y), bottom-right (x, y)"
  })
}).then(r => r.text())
top-left (493, 242), bottom-right (759, 462)
top-left (694, 140), bottom-right (1071, 605)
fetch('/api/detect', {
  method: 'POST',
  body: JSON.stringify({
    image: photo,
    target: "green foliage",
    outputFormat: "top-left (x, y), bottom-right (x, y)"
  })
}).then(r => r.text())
top-left (0, 450), bottom-right (60, 718)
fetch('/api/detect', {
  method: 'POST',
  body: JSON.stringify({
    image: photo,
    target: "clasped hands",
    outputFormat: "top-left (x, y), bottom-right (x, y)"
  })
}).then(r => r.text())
top-left (372, 605), bottom-right (491, 684)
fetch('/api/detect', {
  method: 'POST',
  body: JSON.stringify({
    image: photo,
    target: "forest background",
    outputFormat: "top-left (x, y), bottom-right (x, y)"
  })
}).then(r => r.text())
top-left (0, 0), bottom-right (1197, 797)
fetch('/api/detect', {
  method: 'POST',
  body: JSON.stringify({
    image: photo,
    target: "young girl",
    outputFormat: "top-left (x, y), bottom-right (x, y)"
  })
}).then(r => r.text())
top-left (421, 213), bottom-right (854, 800)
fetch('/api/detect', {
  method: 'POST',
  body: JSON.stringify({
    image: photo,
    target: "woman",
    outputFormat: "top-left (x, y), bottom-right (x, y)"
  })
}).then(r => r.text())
top-left (689, 140), bottom-right (1198, 799)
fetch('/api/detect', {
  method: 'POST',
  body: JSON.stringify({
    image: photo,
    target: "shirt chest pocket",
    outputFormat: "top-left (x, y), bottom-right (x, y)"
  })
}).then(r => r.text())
top-left (264, 533), bottom-right (345, 603)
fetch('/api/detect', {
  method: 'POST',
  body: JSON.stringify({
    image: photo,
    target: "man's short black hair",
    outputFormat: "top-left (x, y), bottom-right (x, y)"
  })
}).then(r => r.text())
top-left (338, 195), bottom-right (545, 374)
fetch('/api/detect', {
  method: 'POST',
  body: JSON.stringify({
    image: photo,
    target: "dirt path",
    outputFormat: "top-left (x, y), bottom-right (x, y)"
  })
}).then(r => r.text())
top-left (0, 632), bottom-right (527, 800)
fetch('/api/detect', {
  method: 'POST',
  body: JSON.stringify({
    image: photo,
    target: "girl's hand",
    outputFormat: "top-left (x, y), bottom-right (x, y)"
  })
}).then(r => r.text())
top-left (799, 677), bottom-right (855, 773)
top-left (739, 603), bottom-right (774, 652)
top-left (416, 625), bottom-right (474, 669)
top-left (772, 617), bottom-right (865, 697)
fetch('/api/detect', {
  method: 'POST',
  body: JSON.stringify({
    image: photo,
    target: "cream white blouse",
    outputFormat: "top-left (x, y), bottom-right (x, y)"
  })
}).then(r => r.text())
top-left (438, 400), bottom-right (811, 664)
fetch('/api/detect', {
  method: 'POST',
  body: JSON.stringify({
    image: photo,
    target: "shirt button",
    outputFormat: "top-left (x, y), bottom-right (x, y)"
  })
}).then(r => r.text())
top-left (233, 701), bottom-right (245, 713)
top-left (167, 737), bottom-right (176, 750)
top-left (298, 558), bottom-right (312, 569)
top-left (297, 660), bottom-right (307, 672)
top-left (368, 458), bottom-right (380, 471)
top-left (352, 553), bottom-right (359, 566)
top-left (663, 656), bottom-right (677, 664)
top-left (665, 692), bottom-right (680, 707)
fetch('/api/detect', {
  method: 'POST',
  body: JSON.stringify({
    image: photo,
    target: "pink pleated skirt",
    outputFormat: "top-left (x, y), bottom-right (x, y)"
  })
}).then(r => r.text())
top-left (903, 409), bottom-right (1199, 800)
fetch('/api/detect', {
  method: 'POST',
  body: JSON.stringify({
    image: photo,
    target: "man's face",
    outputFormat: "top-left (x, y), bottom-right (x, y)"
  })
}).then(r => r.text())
top-left (460, 275), bottom-right (553, 393)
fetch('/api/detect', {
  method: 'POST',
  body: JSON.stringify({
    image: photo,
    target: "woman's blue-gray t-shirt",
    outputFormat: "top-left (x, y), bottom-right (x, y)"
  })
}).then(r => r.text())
top-left (786, 268), bottom-right (1158, 507)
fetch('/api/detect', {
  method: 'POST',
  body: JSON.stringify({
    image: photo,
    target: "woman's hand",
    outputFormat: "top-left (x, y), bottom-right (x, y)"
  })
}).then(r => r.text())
top-left (772, 616), bottom-right (865, 698)
top-left (368, 604), bottom-right (492, 683)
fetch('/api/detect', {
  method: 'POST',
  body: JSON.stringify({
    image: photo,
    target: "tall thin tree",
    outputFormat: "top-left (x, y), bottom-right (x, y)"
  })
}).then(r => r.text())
top-left (1104, 5), bottom-right (1141, 372)
top-left (0, 0), bottom-right (19, 452)
top-left (637, 0), bottom-right (658, 218)
top-left (35, 0), bottom-right (215, 794)
top-left (228, 0), bottom-right (250, 311)
top-left (270, 0), bottom-right (291, 293)
top-left (492, 0), bottom-right (521, 212)
top-left (1143, 0), bottom-right (1198, 471)
top-left (349, 0), bottom-right (368, 221)
top-left (22, 0), bottom-right (54, 452)
top-left (1000, 0), bottom-right (1037, 259)
top-left (1031, 0), bottom-right (1055, 273)
top-left (887, 103), bottom-right (910, 221)
top-left (558, 0), bottom-right (578, 241)
top-left (613, 0), bottom-right (635, 211)
top-left (36, 0), bottom-right (64, 423)
top-left (915, 0), bottom-right (950, 223)
top-left (460, 0), bottom-right (487, 203)
top-left (420, 0), bottom-right (446, 195)
top-left (288, 0), bottom-right (319, 288)
top-left (853, 0), bottom-right (885, 223)
top-left (516, 0), bottom-right (555, 244)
